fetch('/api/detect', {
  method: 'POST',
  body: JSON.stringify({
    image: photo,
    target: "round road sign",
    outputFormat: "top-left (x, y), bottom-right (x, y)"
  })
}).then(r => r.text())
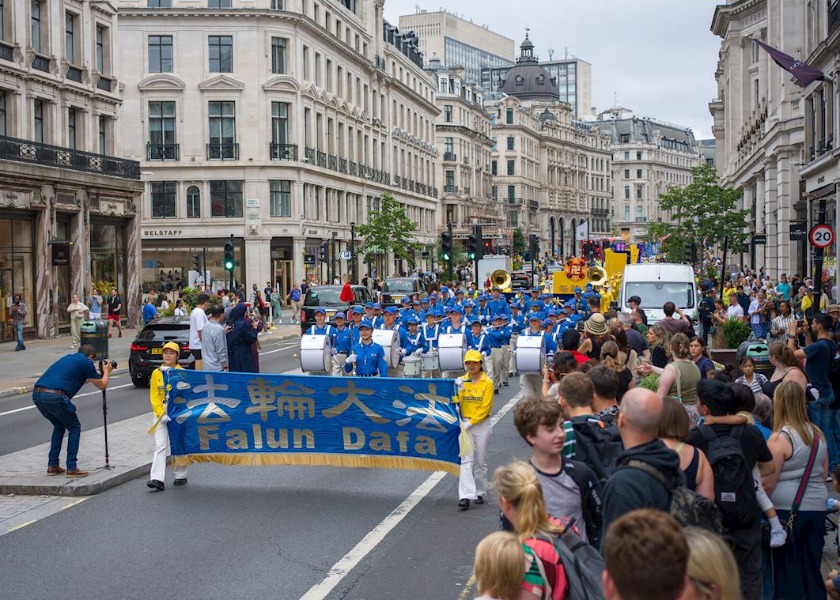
top-left (809, 224), bottom-right (835, 249)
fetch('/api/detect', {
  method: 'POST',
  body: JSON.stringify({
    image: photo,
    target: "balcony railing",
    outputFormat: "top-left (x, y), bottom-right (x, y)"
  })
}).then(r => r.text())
top-left (206, 143), bottom-right (239, 160)
top-left (97, 76), bottom-right (113, 92)
top-left (147, 143), bottom-right (180, 161)
top-left (349, 161), bottom-right (357, 176)
top-left (66, 66), bottom-right (83, 83)
top-left (269, 143), bottom-right (297, 160)
top-left (0, 134), bottom-right (140, 179)
top-left (443, 152), bottom-right (457, 161)
top-left (317, 151), bottom-right (327, 168)
top-left (0, 42), bottom-right (13, 62)
top-left (444, 185), bottom-right (459, 193)
top-left (32, 54), bottom-right (50, 72)
top-left (339, 158), bottom-right (347, 173)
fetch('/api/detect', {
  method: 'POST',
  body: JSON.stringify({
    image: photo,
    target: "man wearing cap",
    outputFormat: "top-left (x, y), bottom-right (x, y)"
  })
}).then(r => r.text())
top-left (498, 314), bottom-right (514, 387)
top-left (508, 304), bottom-right (525, 378)
top-left (348, 307), bottom-right (364, 344)
top-left (519, 314), bottom-right (550, 397)
top-left (363, 302), bottom-right (376, 323)
top-left (523, 288), bottom-right (540, 313)
top-left (476, 295), bottom-right (490, 325)
top-left (463, 301), bottom-right (478, 327)
top-left (403, 318), bottom-right (426, 357)
top-left (487, 287), bottom-right (510, 320)
top-left (344, 320), bottom-right (388, 377)
top-left (572, 287), bottom-right (587, 313)
top-left (467, 320), bottom-right (491, 359)
top-left (371, 303), bottom-right (383, 328)
top-left (378, 306), bottom-right (408, 377)
top-left (421, 311), bottom-right (441, 377)
top-left (486, 314), bottom-right (508, 393)
top-left (147, 341), bottom-right (187, 490)
top-left (440, 306), bottom-right (468, 378)
top-left (329, 312), bottom-right (353, 376)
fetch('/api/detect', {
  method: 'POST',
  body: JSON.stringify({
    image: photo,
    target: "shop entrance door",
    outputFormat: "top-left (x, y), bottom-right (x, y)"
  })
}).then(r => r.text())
top-left (273, 259), bottom-right (293, 298)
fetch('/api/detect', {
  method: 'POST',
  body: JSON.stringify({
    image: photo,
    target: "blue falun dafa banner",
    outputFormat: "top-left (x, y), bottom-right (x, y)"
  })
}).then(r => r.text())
top-left (163, 370), bottom-right (462, 476)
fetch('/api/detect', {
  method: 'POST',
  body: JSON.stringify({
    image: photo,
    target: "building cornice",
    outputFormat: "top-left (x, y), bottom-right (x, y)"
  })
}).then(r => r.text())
top-left (711, 0), bottom-right (765, 38)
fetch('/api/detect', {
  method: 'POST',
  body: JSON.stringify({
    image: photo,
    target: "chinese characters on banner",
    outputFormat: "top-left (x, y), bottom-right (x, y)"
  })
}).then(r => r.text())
top-left (164, 370), bottom-right (461, 475)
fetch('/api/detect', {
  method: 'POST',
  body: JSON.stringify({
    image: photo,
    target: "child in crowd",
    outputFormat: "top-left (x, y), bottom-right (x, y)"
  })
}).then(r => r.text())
top-left (473, 531), bottom-right (526, 600)
top-left (735, 357), bottom-right (768, 398)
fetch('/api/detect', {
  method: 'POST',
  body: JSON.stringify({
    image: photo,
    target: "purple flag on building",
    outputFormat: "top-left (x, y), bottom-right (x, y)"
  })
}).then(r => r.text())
top-left (754, 39), bottom-right (826, 87)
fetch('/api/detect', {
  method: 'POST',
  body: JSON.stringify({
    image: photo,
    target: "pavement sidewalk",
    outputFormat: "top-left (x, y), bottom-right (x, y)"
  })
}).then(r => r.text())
top-left (0, 313), bottom-right (301, 497)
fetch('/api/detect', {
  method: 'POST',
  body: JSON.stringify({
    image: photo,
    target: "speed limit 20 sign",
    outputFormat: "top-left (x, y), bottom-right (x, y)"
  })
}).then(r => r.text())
top-left (809, 224), bottom-right (835, 248)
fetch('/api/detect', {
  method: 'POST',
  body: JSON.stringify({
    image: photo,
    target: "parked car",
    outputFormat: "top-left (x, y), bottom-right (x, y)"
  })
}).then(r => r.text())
top-left (378, 277), bottom-right (426, 307)
top-left (300, 285), bottom-right (373, 334)
top-left (509, 271), bottom-right (531, 290)
top-left (128, 316), bottom-right (195, 388)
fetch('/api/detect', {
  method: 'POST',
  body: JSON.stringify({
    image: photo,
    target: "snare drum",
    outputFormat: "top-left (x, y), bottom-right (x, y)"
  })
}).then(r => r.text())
top-left (438, 333), bottom-right (466, 372)
top-left (422, 350), bottom-right (440, 372)
top-left (516, 335), bottom-right (545, 374)
top-left (371, 329), bottom-right (401, 368)
top-left (403, 356), bottom-right (422, 377)
top-left (300, 334), bottom-right (331, 373)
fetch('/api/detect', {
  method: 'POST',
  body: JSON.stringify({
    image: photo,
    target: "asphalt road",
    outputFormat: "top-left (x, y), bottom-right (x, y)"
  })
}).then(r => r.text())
top-left (0, 377), bottom-right (527, 600)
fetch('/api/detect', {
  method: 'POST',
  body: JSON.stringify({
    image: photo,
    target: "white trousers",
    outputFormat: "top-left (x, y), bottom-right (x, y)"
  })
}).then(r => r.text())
top-left (150, 416), bottom-right (187, 482)
top-left (331, 353), bottom-right (347, 376)
top-left (500, 345), bottom-right (511, 383)
top-left (458, 419), bottom-right (492, 500)
top-left (508, 334), bottom-right (519, 374)
top-left (519, 373), bottom-right (543, 399)
top-left (490, 348), bottom-right (505, 390)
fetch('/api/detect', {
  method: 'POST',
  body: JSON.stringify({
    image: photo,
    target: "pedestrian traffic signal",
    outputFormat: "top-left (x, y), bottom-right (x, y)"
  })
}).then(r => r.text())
top-left (473, 225), bottom-right (484, 260)
top-left (441, 229), bottom-right (453, 262)
top-left (467, 233), bottom-right (477, 261)
top-left (319, 241), bottom-right (329, 263)
top-left (223, 238), bottom-right (235, 272)
top-left (192, 254), bottom-right (201, 272)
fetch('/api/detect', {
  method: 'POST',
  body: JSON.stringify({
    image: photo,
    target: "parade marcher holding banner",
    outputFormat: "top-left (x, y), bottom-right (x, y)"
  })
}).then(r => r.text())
top-left (454, 350), bottom-right (494, 510)
top-left (147, 342), bottom-right (187, 491)
top-left (344, 319), bottom-right (388, 377)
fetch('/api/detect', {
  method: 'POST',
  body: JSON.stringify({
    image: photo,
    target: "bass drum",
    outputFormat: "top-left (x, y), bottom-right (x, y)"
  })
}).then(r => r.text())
top-left (300, 334), bottom-right (331, 373)
top-left (438, 333), bottom-right (467, 372)
top-left (516, 335), bottom-right (545, 374)
top-left (371, 329), bottom-right (401, 368)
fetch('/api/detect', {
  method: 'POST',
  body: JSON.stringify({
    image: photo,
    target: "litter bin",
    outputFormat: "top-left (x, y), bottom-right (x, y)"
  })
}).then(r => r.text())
top-left (737, 340), bottom-right (772, 376)
top-left (80, 319), bottom-right (109, 360)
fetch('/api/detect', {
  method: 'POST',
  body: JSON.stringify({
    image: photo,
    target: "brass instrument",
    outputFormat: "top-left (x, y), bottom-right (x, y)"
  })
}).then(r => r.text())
top-left (587, 266), bottom-right (608, 287)
top-left (491, 269), bottom-right (512, 290)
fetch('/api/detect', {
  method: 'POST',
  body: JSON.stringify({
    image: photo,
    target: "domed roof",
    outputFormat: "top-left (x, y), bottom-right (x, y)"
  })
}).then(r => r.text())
top-left (499, 34), bottom-right (559, 101)
top-left (426, 54), bottom-right (445, 71)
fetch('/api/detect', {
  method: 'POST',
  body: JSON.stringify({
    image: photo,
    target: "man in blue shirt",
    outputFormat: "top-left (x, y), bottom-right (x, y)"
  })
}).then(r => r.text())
top-left (32, 345), bottom-right (113, 477)
top-left (344, 320), bottom-right (388, 377)
top-left (142, 298), bottom-right (158, 326)
top-left (486, 287), bottom-right (511, 320)
top-left (330, 312), bottom-right (353, 376)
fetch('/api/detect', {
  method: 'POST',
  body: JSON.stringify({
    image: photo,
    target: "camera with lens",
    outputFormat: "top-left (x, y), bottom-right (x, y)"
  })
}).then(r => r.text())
top-left (107, 360), bottom-right (118, 368)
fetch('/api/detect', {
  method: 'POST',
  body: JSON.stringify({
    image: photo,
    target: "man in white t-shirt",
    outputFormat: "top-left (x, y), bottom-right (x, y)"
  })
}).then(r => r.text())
top-left (726, 291), bottom-right (745, 321)
top-left (189, 293), bottom-right (210, 369)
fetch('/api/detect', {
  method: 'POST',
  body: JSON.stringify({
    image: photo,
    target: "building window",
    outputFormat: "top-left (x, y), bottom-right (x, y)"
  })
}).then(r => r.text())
top-left (624, 205), bottom-right (630, 221)
top-left (491, 160), bottom-right (497, 175)
top-left (443, 105), bottom-right (452, 122)
top-left (0, 91), bottom-right (5, 136)
top-left (507, 185), bottom-right (515, 201)
top-left (208, 0), bottom-right (232, 6)
top-left (208, 35), bottom-right (232, 73)
top-left (148, 35), bottom-right (173, 73)
top-left (507, 136), bottom-right (514, 150)
top-left (271, 101), bottom-right (289, 148)
top-left (65, 12), bottom-right (76, 64)
top-left (505, 107), bottom-right (514, 124)
top-left (186, 185), bottom-right (200, 218)
top-left (33, 99), bottom-right (43, 143)
top-left (444, 137), bottom-right (453, 155)
top-left (67, 107), bottom-right (77, 150)
top-left (507, 159), bottom-right (514, 175)
top-left (270, 180), bottom-right (291, 217)
top-left (210, 180), bottom-right (242, 217)
top-left (624, 169), bottom-right (629, 178)
top-left (636, 151), bottom-right (642, 160)
top-left (148, 101), bottom-right (176, 160)
top-left (636, 184), bottom-right (644, 199)
top-left (98, 116), bottom-right (107, 154)
top-left (96, 26), bottom-right (105, 73)
top-left (0, 0), bottom-right (5, 42)
top-left (624, 185), bottom-right (630, 199)
top-left (445, 170), bottom-right (455, 187)
top-left (270, 0), bottom-right (283, 8)
top-left (271, 37), bottom-right (287, 74)
top-left (31, 0), bottom-right (42, 53)
top-left (636, 169), bottom-right (642, 178)
top-left (208, 101), bottom-right (236, 159)
top-left (148, 0), bottom-right (172, 6)
top-left (508, 211), bottom-right (518, 227)
top-left (151, 181), bottom-right (176, 218)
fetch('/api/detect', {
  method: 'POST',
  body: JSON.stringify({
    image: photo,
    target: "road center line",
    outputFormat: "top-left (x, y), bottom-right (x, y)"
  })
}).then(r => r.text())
top-left (300, 391), bottom-right (523, 600)
top-left (0, 383), bottom-right (134, 418)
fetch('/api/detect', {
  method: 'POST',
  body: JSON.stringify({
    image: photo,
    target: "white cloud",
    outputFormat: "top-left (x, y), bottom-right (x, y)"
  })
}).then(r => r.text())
top-left (384, 0), bottom-right (722, 138)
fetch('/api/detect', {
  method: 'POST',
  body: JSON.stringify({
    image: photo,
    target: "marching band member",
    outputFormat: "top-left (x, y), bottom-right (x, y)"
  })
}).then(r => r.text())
top-left (454, 349), bottom-right (494, 511)
top-left (463, 301), bottom-right (478, 326)
top-left (329, 312), bottom-right (352, 376)
top-left (441, 305), bottom-right (468, 379)
top-left (519, 314), bottom-right (550, 397)
top-left (307, 307), bottom-right (333, 336)
top-left (377, 306), bottom-right (408, 378)
top-left (348, 306), bottom-right (364, 345)
top-left (523, 288), bottom-right (541, 313)
top-left (344, 319), bottom-right (387, 377)
top-left (477, 295), bottom-right (491, 325)
top-left (498, 314), bottom-right (513, 387)
top-left (508, 303), bottom-right (525, 378)
top-left (370, 303), bottom-right (383, 328)
top-left (487, 287), bottom-right (510, 319)
top-left (421, 310), bottom-right (441, 378)
top-left (485, 314), bottom-right (507, 394)
top-left (403, 318), bottom-right (426, 356)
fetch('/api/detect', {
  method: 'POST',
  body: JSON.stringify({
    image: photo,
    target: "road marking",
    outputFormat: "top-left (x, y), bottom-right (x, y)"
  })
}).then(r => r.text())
top-left (0, 383), bottom-right (134, 418)
top-left (457, 574), bottom-right (476, 600)
top-left (300, 391), bottom-right (523, 600)
top-left (7, 520), bottom-right (35, 532)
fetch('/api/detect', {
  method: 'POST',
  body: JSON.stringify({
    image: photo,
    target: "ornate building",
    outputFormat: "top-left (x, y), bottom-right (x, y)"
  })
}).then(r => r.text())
top-left (0, 0), bottom-right (142, 341)
top-left (118, 0), bottom-right (439, 289)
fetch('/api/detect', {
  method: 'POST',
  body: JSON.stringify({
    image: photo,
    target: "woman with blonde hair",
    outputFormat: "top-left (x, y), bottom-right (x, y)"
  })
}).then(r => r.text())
top-left (600, 340), bottom-right (635, 402)
top-left (473, 531), bottom-right (527, 600)
top-left (763, 380), bottom-right (828, 599)
top-left (492, 461), bottom-right (571, 600)
top-left (683, 527), bottom-right (741, 600)
top-left (645, 322), bottom-right (671, 368)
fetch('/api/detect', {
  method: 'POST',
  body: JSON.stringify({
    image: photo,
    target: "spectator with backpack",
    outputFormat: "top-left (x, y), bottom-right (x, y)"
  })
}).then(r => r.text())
top-left (658, 397), bottom-right (715, 501)
top-left (492, 461), bottom-right (605, 600)
top-left (513, 396), bottom-right (604, 547)
top-left (762, 381), bottom-right (828, 600)
top-left (601, 388), bottom-right (683, 548)
top-left (602, 509), bottom-right (689, 600)
top-left (688, 379), bottom-right (774, 600)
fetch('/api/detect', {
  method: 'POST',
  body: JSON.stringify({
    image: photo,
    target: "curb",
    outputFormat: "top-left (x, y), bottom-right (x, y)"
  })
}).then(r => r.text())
top-left (0, 462), bottom-right (151, 497)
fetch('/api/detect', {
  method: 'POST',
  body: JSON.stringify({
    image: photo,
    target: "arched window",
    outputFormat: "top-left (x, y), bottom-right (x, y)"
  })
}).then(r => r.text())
top-left (186, 185), bottom-right (200, 218)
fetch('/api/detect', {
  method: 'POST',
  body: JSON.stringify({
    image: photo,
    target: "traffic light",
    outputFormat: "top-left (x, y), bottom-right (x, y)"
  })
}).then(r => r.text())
top-left (529, 234), bottom-right (539, 259)
top-left (474, 225), bottom-right (484, 260)
top-left (192, 254), bottom-right (201, 272)
top-left (441, 228), bottom-right (453, 262)
top-left (319, 241), bottom-right (329, 263)
top-left (684, 242), bottom-right (697, 264)
top-left (223, 238), bottom-right (235, 272)
top-left (467, 232), bottom-right (476, 260)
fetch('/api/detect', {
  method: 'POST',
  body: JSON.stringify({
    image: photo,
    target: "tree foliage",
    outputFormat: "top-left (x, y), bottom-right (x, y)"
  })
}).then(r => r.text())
top-left (354, 192), bottom-right (421, 275)
top-left (512, 228), bottom-right (526, 257)
top-left (647, 164), bottom-right (750, 263)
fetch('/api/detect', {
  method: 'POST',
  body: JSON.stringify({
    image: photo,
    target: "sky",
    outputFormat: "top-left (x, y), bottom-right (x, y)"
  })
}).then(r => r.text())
top-left (383, 0), bottom-right (723, 139)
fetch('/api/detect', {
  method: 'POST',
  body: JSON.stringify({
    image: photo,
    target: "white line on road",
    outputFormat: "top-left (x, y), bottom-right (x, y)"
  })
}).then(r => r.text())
top-left (0, 383), bottom-right (134, 418)
top-left (299, 391), bottom-right (523, 600)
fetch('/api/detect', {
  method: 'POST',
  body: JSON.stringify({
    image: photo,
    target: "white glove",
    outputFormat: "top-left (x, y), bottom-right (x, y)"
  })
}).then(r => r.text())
top-left (331, 348), bottom-right (337, 355)
top-left (413, 348), bottom-right (423, 356)
top-left (160, 414), bottom-right (171, 424)
top-left (345, 354), bottom-right (357, 365)
top-left (400, 348), bottom-right (407, 356)
top-left (461, 419), bottom-right (472, 431)
top-left (454, 377), bottom-right (466, 391)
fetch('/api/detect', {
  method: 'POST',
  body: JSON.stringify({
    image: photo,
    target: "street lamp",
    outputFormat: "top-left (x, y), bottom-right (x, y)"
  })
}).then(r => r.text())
top-left (350, 222), bottom-right (356, 284)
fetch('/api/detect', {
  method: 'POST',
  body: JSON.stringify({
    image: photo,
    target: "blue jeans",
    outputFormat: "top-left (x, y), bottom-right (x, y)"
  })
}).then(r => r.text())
top-left (13, 321), bottom-right (25, 350)
top-left (808, 393), bottom-right (839, 469)
top-left (32, 391), bottom-right (81, 470)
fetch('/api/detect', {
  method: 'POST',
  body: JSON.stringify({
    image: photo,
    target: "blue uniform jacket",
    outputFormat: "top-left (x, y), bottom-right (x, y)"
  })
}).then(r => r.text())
top-left (403, 330), bottom-right (426, 354)
top-left (344, 340), bottom-right (388, 376)
top-left (421, 323), bottom-right (440, 351)
top-left (466, 331), bottom-right (492, 357)
top-left (330, 326), bottom-right (353, 354)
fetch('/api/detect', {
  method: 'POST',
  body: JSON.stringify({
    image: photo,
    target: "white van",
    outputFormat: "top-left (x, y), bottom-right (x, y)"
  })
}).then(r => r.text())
top-left (619, 263), bottom-right (698, 328)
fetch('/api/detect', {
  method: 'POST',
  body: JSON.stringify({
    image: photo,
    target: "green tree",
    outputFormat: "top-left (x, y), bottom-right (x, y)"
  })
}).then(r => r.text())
top-left (647, 163), bottom-right (750, 263)
top-left (512, 228), bottom-right (526, 257)
top-left (355, 192), bottom-right (421, 277)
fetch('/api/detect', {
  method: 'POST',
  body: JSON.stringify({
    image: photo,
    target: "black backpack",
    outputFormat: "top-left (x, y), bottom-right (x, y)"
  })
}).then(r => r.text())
top-left (570, 416), bottom-right (624, 486)
top-left (532, 520), bottom-right (606, 600)
top-left (699, 425), bottom-right (758, 531)
top-left (624, 459), bottom-right (723, 535)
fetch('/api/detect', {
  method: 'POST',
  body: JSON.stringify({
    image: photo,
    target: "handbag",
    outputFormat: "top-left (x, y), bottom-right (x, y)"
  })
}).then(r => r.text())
top-left (782, 431), bottom-right (820, 546)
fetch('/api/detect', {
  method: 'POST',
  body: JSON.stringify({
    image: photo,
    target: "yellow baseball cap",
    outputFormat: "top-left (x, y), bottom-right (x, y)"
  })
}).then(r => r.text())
top-left (162, 341), bottom-right (181, 354)
top-left (464, 349), bottom-right (483, 364)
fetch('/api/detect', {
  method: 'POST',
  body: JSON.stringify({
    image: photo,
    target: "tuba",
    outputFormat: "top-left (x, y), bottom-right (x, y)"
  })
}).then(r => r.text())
top-left (587, 266), bottom-right (608, 286)
top-left (491, 269), bottom-right (512, 290)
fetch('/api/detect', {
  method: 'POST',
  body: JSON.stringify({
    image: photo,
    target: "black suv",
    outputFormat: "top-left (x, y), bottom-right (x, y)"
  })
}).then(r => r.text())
top-left (129, 316), bottom-right (196, 387)
top-left (509, 271), bottom-right (531, 290)
top-left (379, 277), bottom-right (426, 307)
top-left (300, 285), bottom-right (373, 334)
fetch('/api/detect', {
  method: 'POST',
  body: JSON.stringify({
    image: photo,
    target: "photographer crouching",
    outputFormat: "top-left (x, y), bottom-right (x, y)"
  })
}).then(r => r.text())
top-left (32, 344), bottom-right (114, 478)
